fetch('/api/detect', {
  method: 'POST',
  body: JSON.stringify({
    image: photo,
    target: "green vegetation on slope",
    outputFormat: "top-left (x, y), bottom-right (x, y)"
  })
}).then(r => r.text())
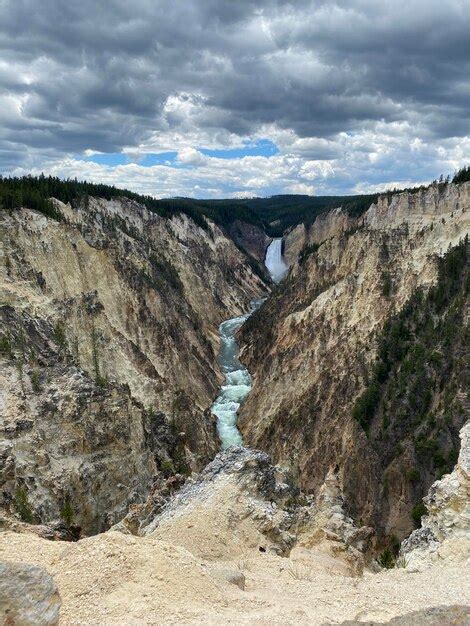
top-left (3, 172), bottom-right (466, 238)
top-left (453, 166), bottom-right (470, 184)
top-left (0, 174), bottom-right (268, 232)
top-left (235, 194), bottom-right (379, 235)
top-left (0, 174), bottom-right (378, 236)
top-left (353, 237), bottom-right (469, 481)
top-left (0, 174), bottom-right (211, 229)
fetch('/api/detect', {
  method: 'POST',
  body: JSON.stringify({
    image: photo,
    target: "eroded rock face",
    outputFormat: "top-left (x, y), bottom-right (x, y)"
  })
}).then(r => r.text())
top-left (118, 446), bottom-right (372, 572)
top-left (283, 223), bottom-right (307, 266)
top-left (294, 468), bottom-right (375, 573)
top-left (239, 182), bottom-right (469, 539)
top-left (136, 447), bottom-right (297, 559)
top-left (0, 562), bottom-right (61, 626)
top-left (0, 197), bottom-right (266, 532)
top-left (227, 219), bottom-right (270, 263)
top-left (0, 310), bottom-right (155, 534)
top-left (401, 422), bottom-right (470, 569)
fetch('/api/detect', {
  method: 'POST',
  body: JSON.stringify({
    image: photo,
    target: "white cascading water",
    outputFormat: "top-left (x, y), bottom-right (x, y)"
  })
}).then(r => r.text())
top-left (212, 237), bottom-right (287, 448)
top-left (265, 237), bottom-right (288, 283)
top-left (211, 300), bottom-right (263, 448)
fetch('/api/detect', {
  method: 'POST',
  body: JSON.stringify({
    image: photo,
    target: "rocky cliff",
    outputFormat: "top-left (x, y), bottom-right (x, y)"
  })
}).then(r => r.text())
top-left (239, 181), bottom-right (469, 543)
top-left (0, 196), bottom-right (266, 533)
top-left (401, 421), bottom-right (470, 570)
top-left (1, 444), bottom-right (468, 624)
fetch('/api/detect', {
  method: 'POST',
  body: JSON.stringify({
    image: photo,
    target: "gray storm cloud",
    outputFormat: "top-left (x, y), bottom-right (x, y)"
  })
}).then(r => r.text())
top-left (0, 0), bottom-right (468, 192)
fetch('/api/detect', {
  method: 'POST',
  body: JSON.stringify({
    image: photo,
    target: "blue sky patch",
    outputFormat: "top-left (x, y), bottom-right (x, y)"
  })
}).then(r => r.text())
top-left (201, 139), bottom-right (278, 159)
top-left (77, 139), bottom-right (279, 168)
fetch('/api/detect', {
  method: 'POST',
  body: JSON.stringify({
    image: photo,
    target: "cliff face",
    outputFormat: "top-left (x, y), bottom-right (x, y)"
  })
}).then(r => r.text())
top-left (239, 182), bottom-right (469, 541)
top-left (0, 197), bottom-right (266, 532)
top-left (401, 421), bottom-right (470, 570)
top-left (227, 219), bottom-right (270, 264)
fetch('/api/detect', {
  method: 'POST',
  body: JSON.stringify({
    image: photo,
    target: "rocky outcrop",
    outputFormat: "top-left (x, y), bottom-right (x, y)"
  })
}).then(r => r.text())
top-left (284, 223), bottom-right (307, 266)
top-left (1, 466), bottom-right (468, 624)
top-left (227, 219), bottom-right (270, 263)
top-left (337, 606), bottom-right (470, 626)
top-left (124, 447), bottom-right (297, 559)
top-left (401, 421), bottom-right (470, 569)
top-left (294, 468), bottom-right (375, 573)
top-left (0, 197), bottom-right (266, 532)
top-left (0, 306), bottom-right (155, 534)
top-left (115, 446), bottom-right (373, 574)
top-left (0, 562), bottom-right (61, 626)
top-left (239, 182), bottom-right (469, 540)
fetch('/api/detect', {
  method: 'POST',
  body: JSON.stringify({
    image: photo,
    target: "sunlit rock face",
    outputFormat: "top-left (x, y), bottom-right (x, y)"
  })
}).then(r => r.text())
top-left (239, 181), bottom-right (470, 540)
top-left (0, 196), bottom-right (266, 532)
top-left (117, 445), bottom-right (372, 573)
top-left (401, 422), bottom-right (470, 570)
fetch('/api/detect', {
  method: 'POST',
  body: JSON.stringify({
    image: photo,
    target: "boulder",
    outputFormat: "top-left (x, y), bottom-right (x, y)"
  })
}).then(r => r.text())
top-left (0, 562), bottom-right (60, 625)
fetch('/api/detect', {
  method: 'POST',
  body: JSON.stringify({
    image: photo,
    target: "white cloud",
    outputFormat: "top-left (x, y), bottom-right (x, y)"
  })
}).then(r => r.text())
top-left (11, 119), bottom-right (470, 199)
top-left (177, 147), bottom-right (206, 166)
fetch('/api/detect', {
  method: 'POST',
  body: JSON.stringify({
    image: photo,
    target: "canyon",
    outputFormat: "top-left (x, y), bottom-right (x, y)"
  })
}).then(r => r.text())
top-left (0, 178), bottom-right (469, 624)
top-left (239, 181), bottom-right (469, 543)
top-left (0, 195), bottom-right (267, 533)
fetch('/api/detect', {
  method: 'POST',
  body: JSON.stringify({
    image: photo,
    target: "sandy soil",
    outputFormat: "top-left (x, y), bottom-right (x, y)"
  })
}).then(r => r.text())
top-left (1, 530), bottom-right (469, 625)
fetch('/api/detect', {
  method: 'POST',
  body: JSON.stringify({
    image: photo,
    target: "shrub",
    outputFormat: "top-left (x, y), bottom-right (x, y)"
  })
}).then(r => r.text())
top-left (298, 242), bottom-right (320, 265)
top-left (0, 335), bottom-right (12, 356)
top-left (406, 468), bottom-right (420, 482)
top-left (14, 487), bottom-right (34, 523)
top-left (378, 548), bottom-right (395, 569)
top-left (54, 321), bottom-right (66, 350)
top-left (381, 272), bottom-right (393, 297)
top-left (411, 502), bottom-right (427, 527)
top-left (159, 459), bottom-right (175, 476)
top-left (30, 370), bottom-right (41, 392)
top-left (60, 497), bottom-right (74, 526)
top-left (91, 326), bottom-right (107, 387)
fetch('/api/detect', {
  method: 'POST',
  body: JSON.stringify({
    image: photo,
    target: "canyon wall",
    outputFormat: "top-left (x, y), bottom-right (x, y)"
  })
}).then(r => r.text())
top-left (402, 421), bottom-right (470, 570)
top-left (239, 182), bottom-right (469, 542)
top-left (0, 197), bottom-right (266, 532)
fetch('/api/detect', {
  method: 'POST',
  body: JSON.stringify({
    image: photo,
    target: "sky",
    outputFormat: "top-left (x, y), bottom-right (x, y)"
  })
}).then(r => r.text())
top-left (0, 0), bottom-right (469, 198)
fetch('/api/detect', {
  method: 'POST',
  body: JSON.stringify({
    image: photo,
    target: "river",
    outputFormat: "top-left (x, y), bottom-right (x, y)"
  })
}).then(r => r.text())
top-left (211, 238), bottom-right (288, 448)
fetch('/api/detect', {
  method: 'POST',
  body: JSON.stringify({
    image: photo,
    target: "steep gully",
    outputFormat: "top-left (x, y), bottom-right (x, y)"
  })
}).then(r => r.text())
top-left (212, 238), bottom-right (287, 447)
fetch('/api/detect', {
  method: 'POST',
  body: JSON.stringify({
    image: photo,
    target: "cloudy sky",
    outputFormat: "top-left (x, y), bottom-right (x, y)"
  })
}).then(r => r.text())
top-left (1, 0), bottom-right (469, 198)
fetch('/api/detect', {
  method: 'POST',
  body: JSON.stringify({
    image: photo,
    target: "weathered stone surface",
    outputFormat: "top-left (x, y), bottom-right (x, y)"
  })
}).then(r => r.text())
top-left (227, 219), bottom-right (270, 263)
top-left (401, 422), bottom-right (470, 569)
top-left (138, 447), bottom-right (297, 558)
top-left (122, 446), bottom-right (372, 575)
top-left (208, 566), bottom-right (246, 590)
top-left (0, 562), bottom-right (60, 625)
top-left (239, 182), bottom-right (470, 539)
top-left (294, 467), bottom-right (375, 573)
top-left (335, 605), bottom-right (470, 625)
top-left (0, 514), bottom-right (80, 542)
top-left (0, 196), bottom-right (266, 533)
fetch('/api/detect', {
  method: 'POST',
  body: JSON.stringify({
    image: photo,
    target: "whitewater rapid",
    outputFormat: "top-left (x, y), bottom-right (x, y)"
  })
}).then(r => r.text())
top-left (211, 300), bottom-right (263, 448)
top-left (264, 238), bottom-right (288, 283)
top-left (212, 237), bottom-right (288, 448)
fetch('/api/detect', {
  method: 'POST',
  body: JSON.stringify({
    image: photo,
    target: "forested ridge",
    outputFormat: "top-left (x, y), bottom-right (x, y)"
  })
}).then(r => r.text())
top-left (0, 174), bottom-right (382, 236)
top-left (1, 169), bottom-right (467, 237)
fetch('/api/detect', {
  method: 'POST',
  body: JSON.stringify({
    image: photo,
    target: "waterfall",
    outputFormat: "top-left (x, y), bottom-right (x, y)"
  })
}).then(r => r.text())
top-left (265, 238), bottom-right (288, 283)
top-left (211, 236), bottom-right (287, 448)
